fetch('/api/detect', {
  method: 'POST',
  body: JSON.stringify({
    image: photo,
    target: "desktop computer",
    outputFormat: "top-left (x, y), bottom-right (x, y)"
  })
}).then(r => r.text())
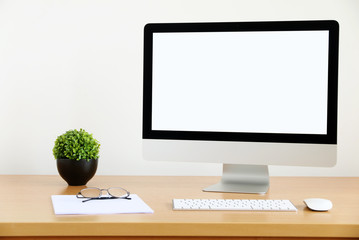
top-left (142, 20), bottom-right (339, 194)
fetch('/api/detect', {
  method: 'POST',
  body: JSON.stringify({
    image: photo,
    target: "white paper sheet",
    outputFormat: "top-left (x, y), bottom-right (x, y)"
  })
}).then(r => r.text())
top-left (51, 194), bottom-right (154, 215)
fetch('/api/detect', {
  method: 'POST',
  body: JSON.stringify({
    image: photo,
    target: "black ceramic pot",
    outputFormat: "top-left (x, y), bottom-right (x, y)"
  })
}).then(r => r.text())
top-left (56, 158), bottom-right (98, 186)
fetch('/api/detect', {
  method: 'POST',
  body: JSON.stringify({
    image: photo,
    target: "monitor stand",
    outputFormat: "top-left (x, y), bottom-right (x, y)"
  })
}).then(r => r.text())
top-left (203, 164), bottom-right (269, 194)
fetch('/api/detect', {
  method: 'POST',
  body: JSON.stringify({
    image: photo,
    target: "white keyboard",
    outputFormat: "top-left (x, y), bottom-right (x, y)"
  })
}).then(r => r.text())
top-left (173, 199), bottom-right (297, 212)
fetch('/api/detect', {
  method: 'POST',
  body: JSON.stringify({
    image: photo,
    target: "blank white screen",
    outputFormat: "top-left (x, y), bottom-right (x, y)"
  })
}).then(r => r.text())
top-left (152, 31), bottom-right (329, 134)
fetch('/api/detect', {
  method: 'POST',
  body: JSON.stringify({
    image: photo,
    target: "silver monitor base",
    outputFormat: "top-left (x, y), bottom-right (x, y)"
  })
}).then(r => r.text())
top-left (203, 164), bottom-right (269, 194)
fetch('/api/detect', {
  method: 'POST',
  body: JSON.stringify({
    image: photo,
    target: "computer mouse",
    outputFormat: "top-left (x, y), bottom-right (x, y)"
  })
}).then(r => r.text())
top-left (304, 198), bottom-right (333, 211)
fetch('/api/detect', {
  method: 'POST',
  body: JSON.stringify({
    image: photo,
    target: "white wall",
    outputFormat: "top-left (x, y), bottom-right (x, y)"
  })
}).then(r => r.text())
top-left (0, 0), bottom-right (358, 176)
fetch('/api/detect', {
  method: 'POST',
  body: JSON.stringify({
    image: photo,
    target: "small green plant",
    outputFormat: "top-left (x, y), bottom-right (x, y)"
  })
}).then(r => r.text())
top-left (53, 129), bottom-right (100, 161)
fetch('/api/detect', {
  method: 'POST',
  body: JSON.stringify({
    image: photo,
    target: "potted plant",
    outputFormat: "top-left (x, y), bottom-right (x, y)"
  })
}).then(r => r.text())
top-left (53, 129), bottom-right (100, 186)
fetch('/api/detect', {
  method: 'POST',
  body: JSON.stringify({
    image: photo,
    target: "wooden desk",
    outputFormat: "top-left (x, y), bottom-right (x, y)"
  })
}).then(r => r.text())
top-left (0, 175), bottom-right (359, 240)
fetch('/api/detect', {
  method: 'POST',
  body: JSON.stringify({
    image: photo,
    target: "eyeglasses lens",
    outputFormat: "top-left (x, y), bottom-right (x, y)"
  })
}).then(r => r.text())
top-left (80, 188), bottom-right (101, 198)
top-left (108, 188), bottom-right (128, 197)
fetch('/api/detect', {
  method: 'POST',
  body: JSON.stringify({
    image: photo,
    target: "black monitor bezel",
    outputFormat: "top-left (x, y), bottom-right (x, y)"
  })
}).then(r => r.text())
top-left (143, 20), bottom-right (339, 144)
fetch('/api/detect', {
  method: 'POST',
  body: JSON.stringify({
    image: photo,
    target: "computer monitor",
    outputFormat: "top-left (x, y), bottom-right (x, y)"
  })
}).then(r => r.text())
top-left (142, 20), bottom-right (339, 194)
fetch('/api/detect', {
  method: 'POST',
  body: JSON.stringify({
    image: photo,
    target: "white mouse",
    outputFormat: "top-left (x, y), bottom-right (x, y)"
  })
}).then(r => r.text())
top-left (304, 198), bottom-right (333, 211)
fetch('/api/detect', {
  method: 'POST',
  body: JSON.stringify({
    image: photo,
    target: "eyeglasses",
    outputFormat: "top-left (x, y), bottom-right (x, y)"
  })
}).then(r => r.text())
top-left (76, 187), bottom-right (131, 202)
